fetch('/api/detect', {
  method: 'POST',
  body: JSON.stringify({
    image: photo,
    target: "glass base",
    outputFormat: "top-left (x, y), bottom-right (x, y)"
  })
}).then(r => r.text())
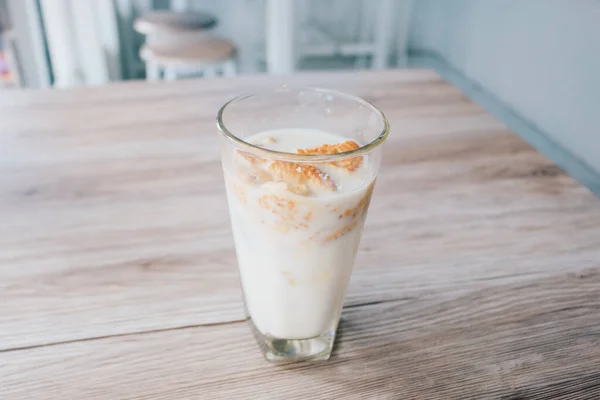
top-left (248, 318), bottom-right (335, 363)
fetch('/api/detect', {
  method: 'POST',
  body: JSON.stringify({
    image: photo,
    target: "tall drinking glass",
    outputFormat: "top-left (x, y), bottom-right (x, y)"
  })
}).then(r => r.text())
top-left (217, 87), bottom-right (389, 362)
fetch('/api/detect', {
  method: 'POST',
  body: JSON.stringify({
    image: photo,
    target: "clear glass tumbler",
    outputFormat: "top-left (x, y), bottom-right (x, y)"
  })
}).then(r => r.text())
top-left (217, 87), bottom-right (389, 362)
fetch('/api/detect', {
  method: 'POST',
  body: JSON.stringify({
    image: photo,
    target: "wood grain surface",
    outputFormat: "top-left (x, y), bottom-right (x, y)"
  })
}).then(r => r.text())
top-left (1, 70), bottom-right (599, 399)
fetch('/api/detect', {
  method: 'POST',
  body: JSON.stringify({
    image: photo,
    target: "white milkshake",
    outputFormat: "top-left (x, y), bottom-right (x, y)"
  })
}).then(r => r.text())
top-left (224, 129), bottom-right (376, 340)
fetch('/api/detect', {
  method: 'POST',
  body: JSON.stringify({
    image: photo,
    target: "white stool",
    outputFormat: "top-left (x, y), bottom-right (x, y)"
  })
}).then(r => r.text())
top-left (140, 37), bottom-right (236, 81)
top-left (134, 10), bottom-right (217, 35)
top-left (134, 10), bottom-right (236, 80)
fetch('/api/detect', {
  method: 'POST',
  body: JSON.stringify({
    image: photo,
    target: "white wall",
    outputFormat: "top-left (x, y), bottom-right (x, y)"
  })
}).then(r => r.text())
top-left (410, 0), bottom-right (600, 172)
top-left (186, 0), bottom-right (266, 72)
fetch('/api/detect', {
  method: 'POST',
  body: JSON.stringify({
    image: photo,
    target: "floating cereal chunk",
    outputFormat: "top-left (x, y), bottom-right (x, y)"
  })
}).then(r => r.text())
top-left (235, 150), bottom-right (272, 184)
top-left (237, 150), bottom-right (265, 165)
top-left (287, 183), bottom-right (311, 196)
top-left (228, 180), bottom-right (248, 206)
top-left (235, 166), bottom-right (272, 185)
top-left (258, 192), bottom-right (298, 233)
top-left (268, 161), bottom-right (336, 191)
top-left (258, 193), bottom-right (296, 213)
top-left (294, 222), bottom-right (310, 230)
top-left (339, 184), bottom-right (373, 219)
top-left (304, 210), bottom-right (313, 221)
top-left (298, 140), bottom-right (360, 155)
top-left (247, 168), bottom-right (273, 184)
top-left (325, 182), bottom-right (375, 242)
top-left (297, 140), bottom-right (362, 171)
top-left (325, 219), bottom-right (359, 242)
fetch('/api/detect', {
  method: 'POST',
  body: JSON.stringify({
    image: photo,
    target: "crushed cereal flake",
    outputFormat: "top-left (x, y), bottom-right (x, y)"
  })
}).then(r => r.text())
top-left (297, 140), bottom-right (363, 171)
top-left (237, 150), bottom-right (265, 165)
top-left (269, 161), bottom-right (336, 191)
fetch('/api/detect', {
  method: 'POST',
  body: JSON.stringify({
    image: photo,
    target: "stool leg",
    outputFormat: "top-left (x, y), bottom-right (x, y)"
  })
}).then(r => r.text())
top-left (164, 66), bottom-right (178, 81)
top-left (222, 60), bottom-right (237, 77)
top-left (146, 61), bottom-right (160, 81)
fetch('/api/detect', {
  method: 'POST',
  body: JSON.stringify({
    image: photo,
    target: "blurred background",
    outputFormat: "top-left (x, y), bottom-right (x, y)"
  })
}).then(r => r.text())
top-left (0, 0), bottom-right (413, 88)
top-left (0, 0), bottom-right (598, 172)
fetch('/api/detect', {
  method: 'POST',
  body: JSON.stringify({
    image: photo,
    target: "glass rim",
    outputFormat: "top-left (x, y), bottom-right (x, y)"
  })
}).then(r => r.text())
top-left (216, 87), bottom-right (390, 162)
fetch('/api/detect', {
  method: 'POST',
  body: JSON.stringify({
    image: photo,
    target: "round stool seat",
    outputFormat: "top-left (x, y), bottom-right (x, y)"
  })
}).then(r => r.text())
top-left (140, 37), bottom-right (235, 67)
top-left (134, 11), bottom-right (216, 35)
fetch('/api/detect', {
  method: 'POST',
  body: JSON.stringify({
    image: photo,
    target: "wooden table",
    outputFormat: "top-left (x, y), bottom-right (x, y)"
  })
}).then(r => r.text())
top-left (1, 70), bottom-right (599, 399)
